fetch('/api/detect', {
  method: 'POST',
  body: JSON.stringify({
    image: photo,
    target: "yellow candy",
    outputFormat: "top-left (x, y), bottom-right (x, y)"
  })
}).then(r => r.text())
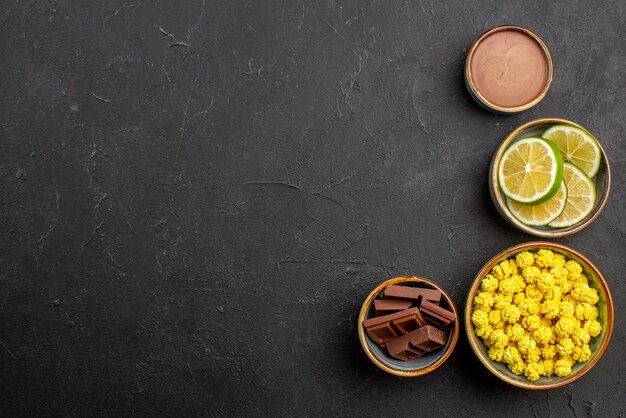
top-left (541, 299), bottom-right (560, 319)
top-left (560, 300), bottom-right (575, 318)
top-left (509, 360), bottom-right (526, 375)
top-left (571, 285), bottom-right (600, 305)
top-left (473, 252), bottom-right (601, 382)
top-left (545, 286), bottom-right (562, 301)
top-left (488, 347), bottom-right (505, 362)
top-left (587, 320), bottom-right (602, 337)
top-left (506, 323), bottom-right (525, 342)
top-left (552, 253), bottom-right (566, 268)
top-left (557, 338), bottom-right (575, 356)
top-left (481, 274), bottom-right (499, 293)
top-left (518, 335), bottom-right (537, 355)
top-left (555, 317), bottom-right (578, 337)
top-left (550, 266), bottom-right (569, 283)
top-left (535, 249), bottom-right (555, 268)
top-left (525, 285), bottom-right (544, 301)
top-left (565, 260), bottom-right (582, 276)
top-left (537, 272), bottom-right (554, 293)
top-left (526, 347), bottom-right (542, 364)
top-left (503, 346), bottom-right (522, 365)
top-left (572, 344), bottom-right (592, 363)
top-left (519, 298), bottom-right (540, 316)
top-left (475, 325), bottom-right (493, 340)
top-left (522, 266), bottom-right (541, 283)
top-left (489, 310), bottom-right (502, 325)
top-left (582, 304), bottom-right (598, 321)
top-left (533, 325), bottom-right (553, 345)
top-left (503, 304), bottom-right (521, 324)
top-left (541, 344), bottom-right (557, 360)
top-left (474, 291), bottom-right (494, 310)
top-left (561, 280), bottom-right (574, 295)
top-left (499, 278), bottom-right (519, 295)
top-left (493, 294), bottom-right (513, 310)
top-left (471, 310), bottom-right (489, 328)
top-left (571, 328), bottom-right (591, 346)
top-left (492, 264), bottom-right (505, 280)
top-left (572, 273), bottom-right (589, 287)
top-left (542, 359), bottom-right (555, 376)
top-left (515, 251), bottom-right (535, 269)
top-left (499, 260), bottom-right (515, 278)
top-left (523, 314), bottom-right (541, 331)
top-left (524, 362), bottom-right (543, 382)
top-left (574, 304), bottom-right (583, 321)
top-left (489, 329), bottom-right (509, 349)
top-left (554, 358), bottom-right (573, 377)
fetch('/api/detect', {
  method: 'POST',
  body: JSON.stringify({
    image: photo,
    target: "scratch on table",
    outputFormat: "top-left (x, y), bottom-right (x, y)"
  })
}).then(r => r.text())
top-left (92, 92), bottom-right (111, 103)
top-left (0, 339), bottom-right (16, 359)
top-left (157, 25), bottom-right (175, 38)
top-left (82, 221), bottom-right (104, 248)
top-left (169, 41), bottom-right (190, 48)
top-left (179, 98), bottom-right (190, 144)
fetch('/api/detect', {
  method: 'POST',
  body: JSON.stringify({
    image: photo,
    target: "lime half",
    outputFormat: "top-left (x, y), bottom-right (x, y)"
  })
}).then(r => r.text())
top-left (542, 124), bottom-right (601, 178)
top-left (498, 137), bottom-right (564, 204)
top-left (549, 163), bottom-right (596, 228)
top-left (507, 180), bottom-right (568, 226)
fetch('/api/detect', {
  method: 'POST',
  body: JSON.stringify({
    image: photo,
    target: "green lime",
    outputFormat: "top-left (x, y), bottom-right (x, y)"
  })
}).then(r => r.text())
top-left (507, 181), bottom-right (567, 226)
top-left (498, 137), bottom-right (564, 204)
top-left (549, 163), bottom-right (596, 228)
top-left (542, 125), bottom-right (601, 178)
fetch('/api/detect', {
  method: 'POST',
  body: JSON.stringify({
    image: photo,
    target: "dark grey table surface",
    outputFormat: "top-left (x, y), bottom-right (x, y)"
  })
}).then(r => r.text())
top-left (1, 0), bottom-right (625, 416)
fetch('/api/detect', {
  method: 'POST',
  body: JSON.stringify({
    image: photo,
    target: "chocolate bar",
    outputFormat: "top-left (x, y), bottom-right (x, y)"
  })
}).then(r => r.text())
top-left (386, 325), bottom-right (448, 361)
top-left (383, 285), bottom-right (442, 303)
top-left (385, 333), bottom-right (424, 361)
top-left (363, 307), bottom-right (426, 345)
top-left (419, 299), bottom-right (456, 328)
top-left (373, 299), bottom-right (412, 316)
top-left (409, 325), bottom-right (447, 352)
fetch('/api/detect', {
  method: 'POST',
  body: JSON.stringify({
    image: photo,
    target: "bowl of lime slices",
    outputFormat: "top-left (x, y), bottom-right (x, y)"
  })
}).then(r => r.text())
top-left (490, 118), bottom-right (611, 237)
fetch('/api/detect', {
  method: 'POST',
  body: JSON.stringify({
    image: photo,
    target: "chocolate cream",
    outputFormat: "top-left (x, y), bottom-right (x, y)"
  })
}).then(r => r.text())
top-left (470, 30), bottom-right (548, 108)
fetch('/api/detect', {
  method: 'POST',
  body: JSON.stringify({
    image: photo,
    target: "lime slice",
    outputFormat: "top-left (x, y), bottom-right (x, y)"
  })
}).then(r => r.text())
top-left (498, 137), bottom-right (564, 204)
top-left (548, 163), bottom-right (596, 228)
top-left (507, 181), bottom-right (568, 226)
top-left (542, 125), bottom-right (601, 178)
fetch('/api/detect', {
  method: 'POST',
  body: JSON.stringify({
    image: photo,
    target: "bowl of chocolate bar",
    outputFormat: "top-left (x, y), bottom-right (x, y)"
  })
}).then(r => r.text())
top-left (358, 276), bottom-right (459, 376)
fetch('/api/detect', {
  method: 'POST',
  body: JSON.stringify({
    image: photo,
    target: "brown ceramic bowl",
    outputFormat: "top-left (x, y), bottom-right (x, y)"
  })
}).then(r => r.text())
top-left (358, 276), bottom-right (459, 377)
top-left (465, 242), bottom-right (614, 389)
top-left (490, 117), bottom-right (612, 237)
top-left (465, 25), bottom-right (554, 114)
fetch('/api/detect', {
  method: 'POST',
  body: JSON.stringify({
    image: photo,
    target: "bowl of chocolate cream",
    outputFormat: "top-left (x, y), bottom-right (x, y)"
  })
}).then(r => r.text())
top-left (465, 26), bottom-right (553, 114)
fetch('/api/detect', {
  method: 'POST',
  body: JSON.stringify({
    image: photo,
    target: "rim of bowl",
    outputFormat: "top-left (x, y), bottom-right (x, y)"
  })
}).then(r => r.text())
top-left (464, 241), bottom-right (614, 389)
top-left (465, 25), bottom-right (554, 113)
top-left (490, 117), bottom-right (612, 237)
top-left (358, 276), bottom-right (460, 377)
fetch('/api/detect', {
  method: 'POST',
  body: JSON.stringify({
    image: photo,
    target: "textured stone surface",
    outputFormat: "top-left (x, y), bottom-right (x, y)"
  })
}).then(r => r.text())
top-left (1, 0), bottom-right (625, 416)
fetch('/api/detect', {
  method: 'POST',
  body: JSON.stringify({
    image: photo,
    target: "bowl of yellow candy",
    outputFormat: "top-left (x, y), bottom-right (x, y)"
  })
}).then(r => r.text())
top-left (465, 242), bottom-right (613, 389)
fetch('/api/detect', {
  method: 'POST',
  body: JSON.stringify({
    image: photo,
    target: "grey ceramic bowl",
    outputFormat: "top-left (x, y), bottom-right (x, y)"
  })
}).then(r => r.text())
top-left (358, 276), bottom-right (459, 377)
top-left (465, 242), bottom-right (614, 389)
top-left (490, 117), bottom-right (611, 237)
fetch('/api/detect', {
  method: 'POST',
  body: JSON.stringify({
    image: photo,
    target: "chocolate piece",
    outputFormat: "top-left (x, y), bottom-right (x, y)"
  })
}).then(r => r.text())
top-left (363, 307), bottom-right (426, 345)
top-left (419, 300), bottom-right (455, 328)
top-left (386, 326), bottom-right (447, 361)
top-left (408, 325), bottom-right (447, 352)
top-left (373, 299), bottom-right (412, 316)
top-left (391, 308), bottom-right (426, 334)
top-left (386, 333), bottom-right (425, 361)
top-left (383, 285), bottom-right (442, 304)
